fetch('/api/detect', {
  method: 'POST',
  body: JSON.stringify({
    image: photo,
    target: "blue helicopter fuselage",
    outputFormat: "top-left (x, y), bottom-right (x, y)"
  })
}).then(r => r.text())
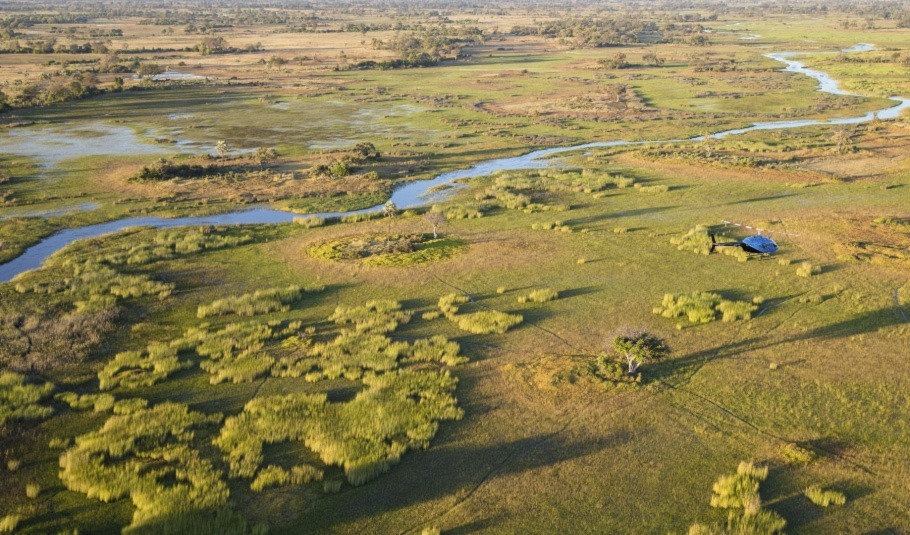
top-left (741, 235), bottom-right (779, 254)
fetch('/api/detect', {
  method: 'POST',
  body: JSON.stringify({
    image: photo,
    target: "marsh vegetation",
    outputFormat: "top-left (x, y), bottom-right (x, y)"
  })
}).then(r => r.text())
top-left (2, 0), bottom-right (910, 533)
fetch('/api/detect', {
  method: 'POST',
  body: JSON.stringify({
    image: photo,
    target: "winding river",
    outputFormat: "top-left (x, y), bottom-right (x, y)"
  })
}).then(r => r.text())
top-left (1, 44), bottom-right (907, 282)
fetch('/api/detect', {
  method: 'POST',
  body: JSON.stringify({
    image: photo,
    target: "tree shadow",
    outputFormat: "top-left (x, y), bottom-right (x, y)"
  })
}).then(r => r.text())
top-left (724, 193), bottom-right (797, 205)
top-left (291, 430), bottom-right (630, 533)
top-left (556, 286), bottom-right (600, 300)
top-left (567, 205), bottom-right (678, 226)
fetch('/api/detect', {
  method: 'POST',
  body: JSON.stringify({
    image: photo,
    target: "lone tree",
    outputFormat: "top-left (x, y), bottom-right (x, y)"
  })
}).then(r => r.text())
top-left (642, 52), bottom-right (665, 66)
top-left (382, 200), bottom-right (398, 247)
top-left (253, 146), bottom-right (278, 170)
top-left (215, 140), bottom-right (230, 161)
top-left (831, 126), bottom-right (853, 154)
top-left (424, 209), bottom-right (446, 239)
top-left (611, 328), bottom-right (670, 375)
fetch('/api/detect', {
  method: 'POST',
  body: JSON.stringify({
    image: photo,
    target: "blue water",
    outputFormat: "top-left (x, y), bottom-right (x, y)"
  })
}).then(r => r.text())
top-left (0, 44), bottom-right (902, 283)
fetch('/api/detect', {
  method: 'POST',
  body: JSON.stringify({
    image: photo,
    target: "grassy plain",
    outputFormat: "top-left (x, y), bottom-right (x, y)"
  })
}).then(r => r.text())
top-left (2, 3), bottom-right (910, 535)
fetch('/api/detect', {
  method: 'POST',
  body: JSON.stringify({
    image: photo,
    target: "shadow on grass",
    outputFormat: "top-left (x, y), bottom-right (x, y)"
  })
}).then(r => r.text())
top-left (558, 285), bottom-right (600, 300)
top-left (567, 205), bottom-right (678, 226)
top-left (290, 430), bottom-right (629, 533)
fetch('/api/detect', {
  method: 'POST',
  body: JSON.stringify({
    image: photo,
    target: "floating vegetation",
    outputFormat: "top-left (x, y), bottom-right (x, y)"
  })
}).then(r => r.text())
top-left (0, 371), bottom-right (54, 426)
top-left (654, 292), bottom-right (758, 324)
top-left (197, 284), bottom-right (322, 319)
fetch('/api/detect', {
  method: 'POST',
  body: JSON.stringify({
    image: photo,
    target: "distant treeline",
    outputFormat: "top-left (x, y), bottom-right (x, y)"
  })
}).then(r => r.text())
top-left (346, 25), bottom-right (483, 70)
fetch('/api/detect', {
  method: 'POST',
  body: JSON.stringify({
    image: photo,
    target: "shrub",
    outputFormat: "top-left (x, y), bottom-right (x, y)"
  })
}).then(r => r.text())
top-left (804, 485), bottom-right (846, 507)
top-left (438, 293), bottom-right (470, 318)
top-left (6, 459), bottom-right (20, 471)
top-left (636, 184), bottom-right (669, 193)
top-left (796, 262), bottom-right (822, 277)
top-left (97, 228), bottom-right (254, 267)
top-left (407, 336), bottom-right (467, 366)
top-left (0, 371), bottom-right (54, 426)
top-left (671, 226), bottom-right (714, 255)
top-left (421, 311), bottom-right (441, 321)
top-left (779, 442), bottom-right (817, 464)
top-left (522, 288), bottom-right (559, 303)
top-left (98, 343), bottom-right (190, 390)
top-left (293, 216), bottom-right (325, 228)
top-left (654, 292), bottom-right (757, 324)
top-left (113, 398), bottom-right (149, 415)
top-left (710, 461), bottom-right (767, 509)
top-left (283, 330), bottom-right (407, 382)
top-left (197, 285), bottom-right (321, 319)
top-left (0, 515), bottom-right (21, 534)
top-left (49, 436), bottom-right (73, 449)
top-left (56, 392), bottom-right (116, 412)
top-left (725, 509), bottom-right (787, 534)
top-left (58, 402), bottom-right (226, 531)
top-left (454, 311), bottom-right (523, 334)
top-left (216, 370), bottom-right (462, 486)
top-left (496, 286), bottom-right (507, 294)
top-left (329, 300), bottom-right (411, 334)
top-left (250, 464), bottom-right (324, 492)
top-left (186, 322), bottom-right (277, 385)
top-left (26, 482), bottom-right (41, 498)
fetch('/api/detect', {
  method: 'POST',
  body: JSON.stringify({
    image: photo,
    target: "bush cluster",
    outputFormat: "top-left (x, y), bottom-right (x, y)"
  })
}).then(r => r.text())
top-left (99, 342), bottom-right (190, 390)
top-left (688, 461), bottom-right (786, 535)
top-left (0, 371), bottom-right (54, 426)
top-left (796, 262), bottom-right (822, 278)
top-left (654, 292), bottom-right (757, 324)
top-left (97, 228), bottom-right (254, 266)
top-left (804, 485), bottom-right (846, 507)
top-left (437, 293), bottom-right (522, 334)
top-left (518, 288), bottom-right (559, 303)
top-left (216, 369), bottom-right (462, 487)
top-left (329, 300), bottom-right (412, 334)
top-left (197, 284), bottom-right (321, 319)
top-left (59, 402), bottom-right (227, 532)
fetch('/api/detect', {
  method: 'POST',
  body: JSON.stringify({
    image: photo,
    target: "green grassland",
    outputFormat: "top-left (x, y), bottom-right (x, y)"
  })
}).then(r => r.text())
top-left (2, 5), bottom-right (910, 535)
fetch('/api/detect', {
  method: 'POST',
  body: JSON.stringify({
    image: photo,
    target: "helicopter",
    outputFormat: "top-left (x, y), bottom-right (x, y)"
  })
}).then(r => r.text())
top-left (709, 220), bottom-right (781, 255)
